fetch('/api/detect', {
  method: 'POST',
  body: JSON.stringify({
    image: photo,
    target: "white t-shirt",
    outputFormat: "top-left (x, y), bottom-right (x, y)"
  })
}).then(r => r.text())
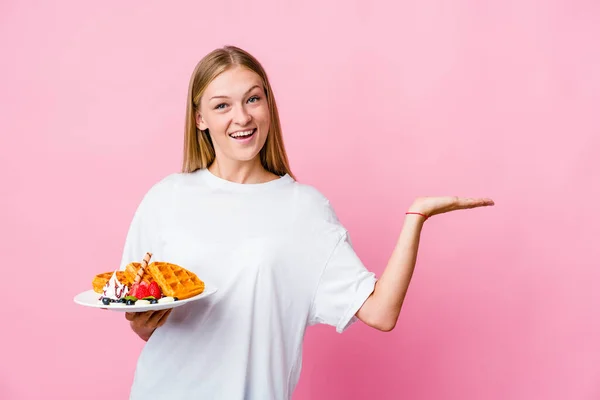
top-left (120, 168), bottom-right (377, 400)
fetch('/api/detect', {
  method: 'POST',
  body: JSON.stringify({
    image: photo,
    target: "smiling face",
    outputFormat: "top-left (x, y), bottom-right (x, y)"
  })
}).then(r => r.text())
top-left (196, 65), bottom-right (270, 165)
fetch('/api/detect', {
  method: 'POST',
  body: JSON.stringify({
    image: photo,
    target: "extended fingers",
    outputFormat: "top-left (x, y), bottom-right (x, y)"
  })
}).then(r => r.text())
top-left (458, 197), bottom-right (495, 209)
top-left (470, 197), bottom-right (494, 207)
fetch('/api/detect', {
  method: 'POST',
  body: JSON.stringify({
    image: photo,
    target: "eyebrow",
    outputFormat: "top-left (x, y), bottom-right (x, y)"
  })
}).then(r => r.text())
top-left (209, 85), bottom-right (261, 101)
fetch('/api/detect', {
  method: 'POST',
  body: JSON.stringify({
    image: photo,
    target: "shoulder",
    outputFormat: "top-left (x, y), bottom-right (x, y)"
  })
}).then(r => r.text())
top-left (290, 181), bottom-right (330, 206)
top-left (287, 180), bottom-right (343, 228)
top-left (136, 172), bottom-right (194, 210)
top-left (143, 172), bottom-right (181, 195)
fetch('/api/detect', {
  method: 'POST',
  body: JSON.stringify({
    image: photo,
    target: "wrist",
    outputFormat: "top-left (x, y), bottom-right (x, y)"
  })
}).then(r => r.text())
top-left (407, 198), bottom-right (431, 220)
top-left (138, 329), bottom-right (153, 342)
top-left (405, 211), bottom-right (428, 221)
top-left (131, 322), bottom-right (155, 341)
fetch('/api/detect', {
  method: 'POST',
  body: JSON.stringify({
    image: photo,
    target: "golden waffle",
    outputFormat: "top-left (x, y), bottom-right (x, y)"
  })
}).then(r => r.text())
top-left (92, 271), bottom-right (130, 294)
top-left (124, 262), bottom-right (155, 286)
top-left (147, 261), bottom-right (205, 300)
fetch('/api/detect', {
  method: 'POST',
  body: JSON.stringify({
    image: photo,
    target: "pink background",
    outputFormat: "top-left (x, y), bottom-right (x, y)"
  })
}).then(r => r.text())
top-left (1, 1), bottom-right (599, 399)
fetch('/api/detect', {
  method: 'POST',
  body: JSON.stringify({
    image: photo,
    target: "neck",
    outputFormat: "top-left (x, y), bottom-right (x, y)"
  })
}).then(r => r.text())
top-left (208, 157), bottom-right (276, 184)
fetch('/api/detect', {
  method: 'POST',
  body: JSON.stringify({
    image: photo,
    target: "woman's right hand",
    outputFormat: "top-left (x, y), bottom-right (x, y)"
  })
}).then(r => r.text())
top-left (125, 309), bottom-right (172, 341)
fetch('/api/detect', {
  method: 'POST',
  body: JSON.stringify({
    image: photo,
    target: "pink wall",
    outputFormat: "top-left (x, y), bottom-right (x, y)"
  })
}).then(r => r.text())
top-left (2, 1), bottom-right (599, 399)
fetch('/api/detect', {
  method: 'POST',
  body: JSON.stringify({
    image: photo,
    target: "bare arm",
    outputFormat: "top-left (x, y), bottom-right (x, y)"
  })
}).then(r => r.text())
top-left (356, 196), bottom-right (494, 332)
top-left (355, 214), bottom-right (423, 331)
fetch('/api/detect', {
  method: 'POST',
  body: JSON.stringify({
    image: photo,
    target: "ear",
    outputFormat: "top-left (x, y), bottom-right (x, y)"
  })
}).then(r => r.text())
top-left (196, 111), bottom-right (208, 131)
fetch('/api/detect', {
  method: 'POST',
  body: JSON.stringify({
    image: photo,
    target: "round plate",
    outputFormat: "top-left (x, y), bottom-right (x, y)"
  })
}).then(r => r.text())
top-left (73, 285), bottom-right (218, 312)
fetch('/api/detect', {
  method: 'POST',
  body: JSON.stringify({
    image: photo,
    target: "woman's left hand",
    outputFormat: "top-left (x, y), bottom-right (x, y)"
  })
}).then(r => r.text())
top-left (408, 196), bottom-right (495, 219)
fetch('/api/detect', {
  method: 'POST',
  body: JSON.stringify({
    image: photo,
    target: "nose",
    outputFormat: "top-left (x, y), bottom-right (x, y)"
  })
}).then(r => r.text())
top-left (233, 105), bottom-right (252, 126)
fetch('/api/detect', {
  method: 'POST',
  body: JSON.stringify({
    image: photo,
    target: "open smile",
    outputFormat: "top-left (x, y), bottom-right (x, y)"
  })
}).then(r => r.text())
top-left (228, 128), bottom-right (257, 142)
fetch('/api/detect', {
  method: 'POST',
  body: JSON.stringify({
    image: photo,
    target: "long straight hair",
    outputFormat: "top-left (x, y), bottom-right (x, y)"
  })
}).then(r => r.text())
top-left (182, 46), bottom-right (295, 179)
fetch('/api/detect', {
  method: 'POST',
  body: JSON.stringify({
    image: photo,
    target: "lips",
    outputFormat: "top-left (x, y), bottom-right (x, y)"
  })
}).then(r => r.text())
top-left (228, 128), bottom-right (256, 139)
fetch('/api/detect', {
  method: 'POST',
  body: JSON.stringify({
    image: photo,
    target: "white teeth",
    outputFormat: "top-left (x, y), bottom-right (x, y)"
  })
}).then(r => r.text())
top-left (229, 129), bottom-right (254, 138)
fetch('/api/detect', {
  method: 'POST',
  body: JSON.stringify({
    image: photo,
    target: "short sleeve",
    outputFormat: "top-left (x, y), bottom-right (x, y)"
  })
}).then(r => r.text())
top-left (309, 231), bottom-right (377, 333)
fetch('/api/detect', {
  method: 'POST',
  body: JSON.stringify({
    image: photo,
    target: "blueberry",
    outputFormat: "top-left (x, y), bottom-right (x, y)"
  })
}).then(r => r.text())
top-left (102, 297), bottom-right (111, 305)
top-left (118, 298), bottom-right (126, 303)
top-left (126, 299), bottom-right (136, 305)
top-left (150, 299), bottom-right (158, 304)
top-left (173, 297), bottom-right (179, 301)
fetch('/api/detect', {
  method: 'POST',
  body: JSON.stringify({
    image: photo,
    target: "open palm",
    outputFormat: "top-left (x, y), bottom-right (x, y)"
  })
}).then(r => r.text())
top-left (409, 196), bottom-right (495, 219)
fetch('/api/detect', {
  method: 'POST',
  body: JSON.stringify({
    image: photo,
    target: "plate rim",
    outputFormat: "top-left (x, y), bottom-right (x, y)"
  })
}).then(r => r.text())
top-left (73, 284), bottom-right (218, 312)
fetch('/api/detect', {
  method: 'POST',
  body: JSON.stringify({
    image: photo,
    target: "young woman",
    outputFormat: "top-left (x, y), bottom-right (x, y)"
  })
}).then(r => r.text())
top-left (122, 45), bottom-right (494, 399)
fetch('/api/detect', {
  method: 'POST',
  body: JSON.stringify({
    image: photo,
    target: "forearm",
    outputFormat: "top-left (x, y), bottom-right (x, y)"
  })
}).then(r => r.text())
top-left (357, 214), bottom-right (425, 331)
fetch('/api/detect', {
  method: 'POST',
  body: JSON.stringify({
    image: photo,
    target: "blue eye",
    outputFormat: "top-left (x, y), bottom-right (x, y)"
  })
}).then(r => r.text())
top-left (248, 96), bottom-right (260, 103)
top-left (215, 103), bottom-right (227, 110)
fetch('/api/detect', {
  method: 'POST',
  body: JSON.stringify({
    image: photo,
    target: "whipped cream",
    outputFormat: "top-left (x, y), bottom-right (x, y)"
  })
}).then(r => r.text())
top-left (101, 270), bottom-right (129, 301)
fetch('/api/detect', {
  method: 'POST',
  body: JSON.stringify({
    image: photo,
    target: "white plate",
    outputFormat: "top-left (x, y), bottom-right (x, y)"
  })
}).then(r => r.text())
top-left (73, 285), bottom-right (218, 312)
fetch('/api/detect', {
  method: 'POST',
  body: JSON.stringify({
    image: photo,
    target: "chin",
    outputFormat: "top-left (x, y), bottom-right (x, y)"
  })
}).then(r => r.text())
top-left (231, 148), bottom-right (262, 162)
top-left (235, 143), bottom-right (267, 162)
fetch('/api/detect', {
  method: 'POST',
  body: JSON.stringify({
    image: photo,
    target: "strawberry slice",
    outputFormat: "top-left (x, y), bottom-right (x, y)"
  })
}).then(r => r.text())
top-left (148, 281), bottom-right (162, 299)
top-left (136, 284), bottom-right (150, 299)
top-left (129, 283), bottom-right (140, 298)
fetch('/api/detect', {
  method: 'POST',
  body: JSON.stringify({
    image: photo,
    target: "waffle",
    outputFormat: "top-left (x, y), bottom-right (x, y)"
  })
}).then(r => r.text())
top-left (92, 271), bottom-right (131, 294)
top-left (124, 262), bottom-right (155, 286)
top-left (146, 261), bottom-right (205, 300)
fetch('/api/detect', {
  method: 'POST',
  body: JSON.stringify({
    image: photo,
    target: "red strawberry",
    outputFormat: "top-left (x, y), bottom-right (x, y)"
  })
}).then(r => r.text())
top-left (136, 284), bottom-right (150, 299)
top-left (129, 283), bottom-right (140, 298)
top-left (148, 281), bottom-right (162, 299)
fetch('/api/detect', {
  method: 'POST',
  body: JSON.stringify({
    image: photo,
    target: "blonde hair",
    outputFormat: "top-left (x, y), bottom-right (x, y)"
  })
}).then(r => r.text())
top-left (182, 45), bottom-right (295, 179)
